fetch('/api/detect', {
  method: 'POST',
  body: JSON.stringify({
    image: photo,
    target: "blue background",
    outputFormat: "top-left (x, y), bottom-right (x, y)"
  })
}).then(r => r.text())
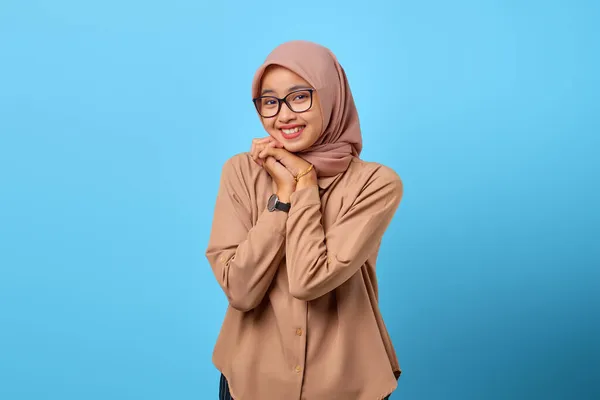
top-left (1, 0), bottom-right (598, 399)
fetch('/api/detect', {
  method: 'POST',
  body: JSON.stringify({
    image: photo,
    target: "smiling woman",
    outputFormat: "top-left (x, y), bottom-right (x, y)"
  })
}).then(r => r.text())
top-left (205, 40), bottom-right (403, 400)
top-left (253, 68), bottom-right (323, 150)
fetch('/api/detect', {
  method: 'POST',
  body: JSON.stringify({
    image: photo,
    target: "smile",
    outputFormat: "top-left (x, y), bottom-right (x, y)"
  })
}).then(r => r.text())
top-left (280, 125), bottom-right (305, 139)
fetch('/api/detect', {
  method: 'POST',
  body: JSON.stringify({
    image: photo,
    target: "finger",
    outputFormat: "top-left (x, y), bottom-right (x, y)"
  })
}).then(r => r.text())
top-left (258, 146), bottom-right (279, 160)
top-left (259, 146), bottom-right (305, 176)
top-left (271, 138), bottom-right (284, 148)
top-left (255, 150), bottom-right (264, 166)
top-left (264, 157), bottom-right (289, 179)
top-left (256, 143), bottom-right (270, 161)
top-left (250, 143), bottom-right (259, 163)
top-left (251, 137), bottom-right (270, 153)
top-left (261, 147), bottom-right (291, 167)
top-left (250, 143), bottom-right (264, 166)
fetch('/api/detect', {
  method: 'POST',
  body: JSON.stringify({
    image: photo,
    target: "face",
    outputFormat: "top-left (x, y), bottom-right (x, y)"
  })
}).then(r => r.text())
top-left (256, 66), bottom-right (323, 153)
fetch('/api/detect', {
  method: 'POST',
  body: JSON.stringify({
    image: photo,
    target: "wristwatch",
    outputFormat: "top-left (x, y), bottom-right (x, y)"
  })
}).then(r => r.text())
top-left (267, 194), bottom-right (291, 213)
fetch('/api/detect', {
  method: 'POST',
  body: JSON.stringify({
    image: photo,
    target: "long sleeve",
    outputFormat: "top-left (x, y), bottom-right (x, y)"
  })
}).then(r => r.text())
top-left (205, 155), bottom-right (287, 312)
top-left (285, 168), bottom-right (403, 301)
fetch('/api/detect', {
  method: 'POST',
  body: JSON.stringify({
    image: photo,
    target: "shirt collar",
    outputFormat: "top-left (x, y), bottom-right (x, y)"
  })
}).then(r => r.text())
top-left (317, 173), bottom-right (343, 190)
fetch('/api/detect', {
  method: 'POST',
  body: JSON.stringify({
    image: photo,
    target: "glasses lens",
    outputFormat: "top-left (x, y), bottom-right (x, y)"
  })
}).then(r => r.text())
top-left (286, 90), bottom-right (312, 113)
top-left (256, 97), bottom-right (279, 117)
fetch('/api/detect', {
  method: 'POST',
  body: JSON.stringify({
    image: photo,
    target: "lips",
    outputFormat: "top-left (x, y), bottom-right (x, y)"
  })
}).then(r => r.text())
top-left (279, 125), bottom-right (305, 140)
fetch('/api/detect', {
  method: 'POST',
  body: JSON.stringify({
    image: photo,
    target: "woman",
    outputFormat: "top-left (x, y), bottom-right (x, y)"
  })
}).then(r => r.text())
top-left (206, 40), bottom-right (403, 400)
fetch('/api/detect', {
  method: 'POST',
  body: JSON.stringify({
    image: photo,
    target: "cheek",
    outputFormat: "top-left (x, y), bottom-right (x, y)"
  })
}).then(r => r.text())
top-left (261, 118), bottom-right (276, 132)
top-left (307, 114), bottom-right (323, 139)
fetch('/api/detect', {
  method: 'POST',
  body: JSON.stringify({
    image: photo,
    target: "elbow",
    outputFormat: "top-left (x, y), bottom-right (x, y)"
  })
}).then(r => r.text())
top-left (288, 260), bottom-right (333, 301)
top-left (207, 255), bottom-right (263, 312)
top-left (228, 299), bottom-right (257, 313)
top-left (289, 280), bottom-right (320, 302)
top-left (226, 288), bottom-right (262, 312)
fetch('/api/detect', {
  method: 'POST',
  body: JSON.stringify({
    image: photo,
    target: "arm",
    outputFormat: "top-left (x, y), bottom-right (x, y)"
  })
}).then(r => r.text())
top-left (285, 170), bottom-right (403, 301)
top-left (205, 155), bottom-right (287, 312)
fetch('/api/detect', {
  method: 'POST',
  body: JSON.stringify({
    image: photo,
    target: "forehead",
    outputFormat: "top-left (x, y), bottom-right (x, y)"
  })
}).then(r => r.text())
top-left (260, 65), bottom-right (312, 94)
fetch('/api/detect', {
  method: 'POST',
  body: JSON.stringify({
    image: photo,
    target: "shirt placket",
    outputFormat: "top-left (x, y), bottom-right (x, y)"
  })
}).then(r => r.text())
top-left (291, 298), bottom-right (308, 399)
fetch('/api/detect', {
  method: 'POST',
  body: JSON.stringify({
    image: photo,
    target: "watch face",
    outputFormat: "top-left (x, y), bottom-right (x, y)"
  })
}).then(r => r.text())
top-left (267, 194), bottom-right (278, 212)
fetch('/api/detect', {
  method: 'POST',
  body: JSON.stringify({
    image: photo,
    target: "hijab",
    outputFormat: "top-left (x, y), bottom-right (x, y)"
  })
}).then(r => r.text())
top-left (251, 40), bottom-right (363, 178)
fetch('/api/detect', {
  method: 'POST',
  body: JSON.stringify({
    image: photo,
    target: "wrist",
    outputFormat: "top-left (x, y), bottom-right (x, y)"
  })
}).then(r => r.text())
top-left (295, 172), bottom-right (318, 191)
top-left (276, 187), bottom-right (294, 203)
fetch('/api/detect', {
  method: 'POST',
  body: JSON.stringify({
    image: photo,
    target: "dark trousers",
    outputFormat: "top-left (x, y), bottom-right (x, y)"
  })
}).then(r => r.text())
top-left (219, 373), bottom-right (233, 400)
top-left (219, 373), bottom-right (391, 399)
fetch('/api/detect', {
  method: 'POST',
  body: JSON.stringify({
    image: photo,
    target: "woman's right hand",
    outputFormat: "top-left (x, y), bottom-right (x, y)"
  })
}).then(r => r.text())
top-left (250, 137), bottom-right (295, 200)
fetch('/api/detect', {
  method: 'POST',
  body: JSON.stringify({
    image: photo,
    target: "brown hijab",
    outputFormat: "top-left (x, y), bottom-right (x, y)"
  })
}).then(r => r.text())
top-left (251, 40), bottom-right (363, 178)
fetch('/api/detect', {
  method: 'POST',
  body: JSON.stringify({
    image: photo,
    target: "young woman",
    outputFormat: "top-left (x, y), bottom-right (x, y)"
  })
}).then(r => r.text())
top-left (206, 40), bottom-right (403, 400)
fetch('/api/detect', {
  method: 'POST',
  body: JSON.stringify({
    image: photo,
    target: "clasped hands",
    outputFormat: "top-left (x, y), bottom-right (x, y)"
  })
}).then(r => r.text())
top-left (250, 137), bottom-right (317, 202)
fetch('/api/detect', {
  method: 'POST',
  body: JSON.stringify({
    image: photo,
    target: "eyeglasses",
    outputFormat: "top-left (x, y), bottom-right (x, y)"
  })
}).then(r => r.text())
top-left (253, 89), bottom-right (314, 118)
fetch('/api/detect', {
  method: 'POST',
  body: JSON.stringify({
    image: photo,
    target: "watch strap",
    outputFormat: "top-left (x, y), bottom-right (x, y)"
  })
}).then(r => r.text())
top-left (275, 200), bottom-right (291, 212)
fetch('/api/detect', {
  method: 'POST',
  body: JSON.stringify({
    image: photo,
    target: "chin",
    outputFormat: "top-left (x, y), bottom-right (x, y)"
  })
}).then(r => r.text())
top-left (276, 133), bottom-right (317, 154)
top-left (282, 141), bottom-right (310, 153)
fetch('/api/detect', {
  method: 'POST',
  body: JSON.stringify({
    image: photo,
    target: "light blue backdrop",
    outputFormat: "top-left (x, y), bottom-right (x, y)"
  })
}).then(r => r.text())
top-left (1, 1), bottom-right (598, 399)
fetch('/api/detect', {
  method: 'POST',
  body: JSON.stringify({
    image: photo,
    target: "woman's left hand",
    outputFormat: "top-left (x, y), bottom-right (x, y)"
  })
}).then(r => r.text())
top-left (257, 146), bottom-right (318, 189)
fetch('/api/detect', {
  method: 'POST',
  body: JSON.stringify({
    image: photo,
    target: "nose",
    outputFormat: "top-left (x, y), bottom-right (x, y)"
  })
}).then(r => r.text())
top-left (277, 101), bottom-right (296, 122)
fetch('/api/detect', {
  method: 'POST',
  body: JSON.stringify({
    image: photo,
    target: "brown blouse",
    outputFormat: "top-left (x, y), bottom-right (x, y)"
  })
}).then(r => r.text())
top-left (205, 152), bottom-right (403, 400)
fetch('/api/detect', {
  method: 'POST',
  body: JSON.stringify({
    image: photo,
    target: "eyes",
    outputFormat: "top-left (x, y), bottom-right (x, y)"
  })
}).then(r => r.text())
top-left (259, 90), bottom-right (312, 109)
top-left (292, 93), bottom-right (309, 101)
top-left (263, 93), bottom-right (307, 106)
top-left (254, 89), bottom-right (314, 117)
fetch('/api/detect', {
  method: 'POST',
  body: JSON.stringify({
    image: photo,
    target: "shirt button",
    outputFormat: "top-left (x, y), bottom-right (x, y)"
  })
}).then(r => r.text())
top-left (295, 365), bottom-right (302, 373)
top-left (296, 328), bottom-right (303, 336)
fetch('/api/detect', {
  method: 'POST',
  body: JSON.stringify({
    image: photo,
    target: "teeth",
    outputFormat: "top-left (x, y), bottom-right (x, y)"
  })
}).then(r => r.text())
top-left (282, 126), bottom-right (303, 134)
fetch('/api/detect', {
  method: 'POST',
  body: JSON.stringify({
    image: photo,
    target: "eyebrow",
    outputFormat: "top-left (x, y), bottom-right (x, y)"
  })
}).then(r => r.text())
top-left (261, 85), bottom-right (312, 96)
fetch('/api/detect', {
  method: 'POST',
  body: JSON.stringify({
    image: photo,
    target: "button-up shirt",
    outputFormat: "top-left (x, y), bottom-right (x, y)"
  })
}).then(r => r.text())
top-left (205, 152), bottom-right (403, 400)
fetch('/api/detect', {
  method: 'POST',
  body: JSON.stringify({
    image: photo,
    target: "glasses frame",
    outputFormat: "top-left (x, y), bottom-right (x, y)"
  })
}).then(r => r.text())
top-left (252, 89), bottom-right (315, 118)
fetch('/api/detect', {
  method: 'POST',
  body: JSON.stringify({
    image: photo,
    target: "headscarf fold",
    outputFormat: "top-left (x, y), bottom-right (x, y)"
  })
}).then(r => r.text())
top-left (251, 40), bottom-right (363, 178)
